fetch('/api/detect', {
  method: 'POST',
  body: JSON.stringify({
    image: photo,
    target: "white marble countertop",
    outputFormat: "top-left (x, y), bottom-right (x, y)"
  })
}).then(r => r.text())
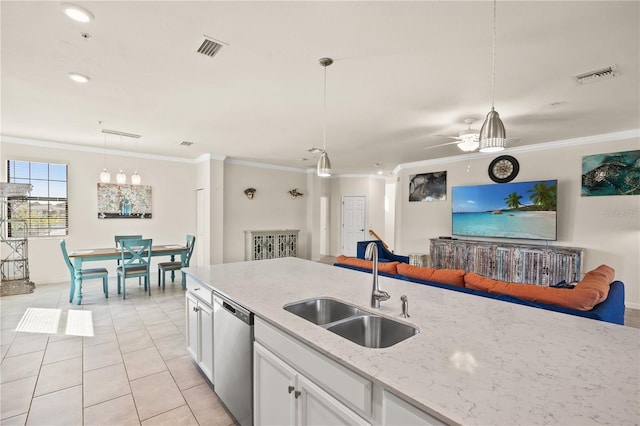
top-left (184, 258), bottom-right (640, 425)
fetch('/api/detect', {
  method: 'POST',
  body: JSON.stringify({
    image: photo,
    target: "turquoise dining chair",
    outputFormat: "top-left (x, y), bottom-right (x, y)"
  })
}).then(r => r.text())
top-left (60, 240), bottom-right (109, 304)
top-left (117, 238), bottom-right (152, 299)
top-left (158, 235), bottom-right (196, 290)
top-left (115, 235), bottom-right (142, 284)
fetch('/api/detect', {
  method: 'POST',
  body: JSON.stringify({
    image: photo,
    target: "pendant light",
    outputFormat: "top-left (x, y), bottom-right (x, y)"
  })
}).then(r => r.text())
top-left (317, 57), bottom-right (333, 177)
top-left (98, 121), bottom-right (111, 183)
top-left (479, 0), bottom-right (506, 153)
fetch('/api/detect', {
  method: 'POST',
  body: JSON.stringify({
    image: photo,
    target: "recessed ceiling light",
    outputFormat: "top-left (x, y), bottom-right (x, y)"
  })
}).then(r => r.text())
top-left (67, 72), bottom-right (90, 83)
top-left (61, 3), bottom-right (94, 23)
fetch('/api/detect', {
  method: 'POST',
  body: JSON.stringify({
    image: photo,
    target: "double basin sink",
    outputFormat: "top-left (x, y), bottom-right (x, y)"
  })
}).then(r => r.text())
top-left (283, 297), bottom-right (419, 348)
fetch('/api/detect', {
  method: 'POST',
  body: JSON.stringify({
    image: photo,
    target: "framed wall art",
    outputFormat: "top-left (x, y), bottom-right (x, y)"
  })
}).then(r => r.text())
top-left (409, 171), bottom-right (447, 202)
top-left (97, 183), bottom-right (152, 219)
top-left (582, 150), bottom-right (640, 196)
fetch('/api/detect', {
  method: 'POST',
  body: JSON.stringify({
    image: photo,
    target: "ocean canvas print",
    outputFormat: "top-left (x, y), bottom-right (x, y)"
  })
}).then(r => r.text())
top-left (452, 180), bottom-right (557, 240)
top-left (582, 150), bottom-right (640, 196)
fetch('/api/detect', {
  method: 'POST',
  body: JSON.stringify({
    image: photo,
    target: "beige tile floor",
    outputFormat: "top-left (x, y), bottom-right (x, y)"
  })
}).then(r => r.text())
top-left (0, 277), bottom-right (237, 426)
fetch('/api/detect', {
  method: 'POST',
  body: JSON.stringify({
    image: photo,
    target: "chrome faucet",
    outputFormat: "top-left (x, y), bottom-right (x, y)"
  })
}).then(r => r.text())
top-left (365, 242), bottom-right (390, 308)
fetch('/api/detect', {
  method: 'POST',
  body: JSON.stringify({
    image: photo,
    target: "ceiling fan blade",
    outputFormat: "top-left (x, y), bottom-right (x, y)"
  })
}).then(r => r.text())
top-left (424, 140), bottom-right (461, 150)
top-left (435, 135), bottom-right (462, 140)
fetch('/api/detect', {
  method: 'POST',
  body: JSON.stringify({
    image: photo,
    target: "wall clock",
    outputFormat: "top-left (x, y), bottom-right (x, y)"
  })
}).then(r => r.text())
top-left (488, 155), bottom-right (519, 183)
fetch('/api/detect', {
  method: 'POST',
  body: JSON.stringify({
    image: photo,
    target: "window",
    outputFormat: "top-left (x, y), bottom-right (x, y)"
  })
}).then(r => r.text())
top-left (7, 160), bottom-right (68, 237)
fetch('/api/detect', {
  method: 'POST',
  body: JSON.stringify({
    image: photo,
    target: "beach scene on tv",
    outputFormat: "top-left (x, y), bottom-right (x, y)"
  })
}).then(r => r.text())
top-left (452, 180), bottom-right (557, 240)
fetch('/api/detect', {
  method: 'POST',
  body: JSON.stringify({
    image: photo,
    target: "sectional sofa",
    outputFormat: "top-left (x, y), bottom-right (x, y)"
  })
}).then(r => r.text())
top-left (336, 241), bottom-right (625, 325)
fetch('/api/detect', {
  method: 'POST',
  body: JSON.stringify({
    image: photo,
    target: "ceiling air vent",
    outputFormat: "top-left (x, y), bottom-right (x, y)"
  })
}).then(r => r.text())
top-left (197, 36), bottom-right (225, 58)
top-left (575, 65), bottom-right (619, 85)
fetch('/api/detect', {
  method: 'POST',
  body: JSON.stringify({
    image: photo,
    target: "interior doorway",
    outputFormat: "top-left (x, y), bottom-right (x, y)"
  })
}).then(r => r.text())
top-left (341, 196), bottom-right (366, 257)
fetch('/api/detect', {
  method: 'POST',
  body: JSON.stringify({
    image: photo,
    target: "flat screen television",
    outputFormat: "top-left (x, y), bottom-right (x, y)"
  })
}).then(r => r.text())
top-left (451, 180), bottom-right (557, 241)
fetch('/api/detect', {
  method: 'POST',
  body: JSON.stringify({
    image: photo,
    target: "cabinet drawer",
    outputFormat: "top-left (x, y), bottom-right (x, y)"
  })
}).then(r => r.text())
top-left (186, 276), bottom-right (213, 306)
top-left (255, 317), bottom-right (372, 419)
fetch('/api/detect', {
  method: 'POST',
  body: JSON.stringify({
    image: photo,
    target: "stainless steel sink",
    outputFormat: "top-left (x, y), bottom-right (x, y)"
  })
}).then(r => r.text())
top-left (283, 297), bottom-right (365, 325)
top-left (327, 315), bottom-right (419, 348)
top-left (283, 297), bottom-right (419, 348)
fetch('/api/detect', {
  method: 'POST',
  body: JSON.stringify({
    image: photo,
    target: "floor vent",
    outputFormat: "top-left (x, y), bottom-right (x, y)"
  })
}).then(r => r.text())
top-left (575, 65), bottom-right (619, 85)
top-left (197, 37), bottom-right (225, 58)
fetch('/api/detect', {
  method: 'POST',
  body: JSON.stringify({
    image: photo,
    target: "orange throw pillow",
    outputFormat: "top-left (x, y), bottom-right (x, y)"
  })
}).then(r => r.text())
top-left (464, 273), bottom-right (601, 311)
top-left (574, 265), bottom-right (615, 304)
top-left (396, 263), bottom-right (465, 287)
top-left (335, 255), bottom-right (399, 275)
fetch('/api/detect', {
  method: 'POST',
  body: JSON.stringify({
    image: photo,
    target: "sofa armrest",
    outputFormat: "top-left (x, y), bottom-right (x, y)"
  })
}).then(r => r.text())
top-left (356, 240), bottom-right (410, 264)
top-left (588, 280), bottom-right (625, 324)
top-left (490, 280), bottom-right (626, 325)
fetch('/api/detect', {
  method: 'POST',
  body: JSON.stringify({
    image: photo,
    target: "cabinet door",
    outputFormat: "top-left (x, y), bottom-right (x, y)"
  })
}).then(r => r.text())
top-left (381, 390), bottom-right (446, 426)
top-left (186, 292), bottom-right (199, 361)
top-left (198, 302), bottom-right (214, 382)
top-left (254, 342), bottom-right (296, 426)
top-left (297, 375), bottom-right (370, 426)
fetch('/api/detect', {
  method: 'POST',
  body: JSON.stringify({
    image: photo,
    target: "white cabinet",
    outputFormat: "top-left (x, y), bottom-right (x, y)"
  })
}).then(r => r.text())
top-left (380, 390), bottom-right (447, 426)
top-left (245, 229), bottom-right (299, 260)
top-left (254, 342), bottom-right (369, 426)
top-left (185, 278), bottom-right (214, 382)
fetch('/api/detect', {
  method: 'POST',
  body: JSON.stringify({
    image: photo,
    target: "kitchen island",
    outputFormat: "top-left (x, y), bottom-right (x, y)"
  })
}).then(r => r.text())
top-left (184, 258), bottom-right (639, 425)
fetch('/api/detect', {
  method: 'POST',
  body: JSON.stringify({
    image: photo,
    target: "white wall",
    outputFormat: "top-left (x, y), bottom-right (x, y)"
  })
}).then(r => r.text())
top-left (1, 140), bottom-right (196, 283)
top-left (394, 136), bottom-right (640, 308)
top-left (328, 176), bottom-right (387, 255)
top-left (222, 162), bottom-right (309, 263)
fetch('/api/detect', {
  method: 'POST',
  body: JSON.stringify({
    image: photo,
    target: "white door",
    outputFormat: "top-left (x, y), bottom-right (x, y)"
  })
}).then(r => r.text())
top-left (195, 189), bottom-right (205, 266)
top-left (342, 196), bottom-right (366, 257)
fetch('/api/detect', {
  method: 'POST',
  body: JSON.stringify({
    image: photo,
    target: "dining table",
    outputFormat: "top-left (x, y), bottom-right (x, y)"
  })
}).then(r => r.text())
top-left (68, 244), bottom-right (189, 304)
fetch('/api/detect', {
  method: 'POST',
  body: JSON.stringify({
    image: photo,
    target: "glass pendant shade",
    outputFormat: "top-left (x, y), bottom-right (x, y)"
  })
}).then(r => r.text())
top-left (317, 151), bottom-right (332, 177)
top-left (131, 171), bottom-right (141, 185)
top-left (99, 168), bottom-right (111, 183)
top-left (116, 170), bottom-right (127, 184)
top-left (479, 108), bottom-right (506, 153)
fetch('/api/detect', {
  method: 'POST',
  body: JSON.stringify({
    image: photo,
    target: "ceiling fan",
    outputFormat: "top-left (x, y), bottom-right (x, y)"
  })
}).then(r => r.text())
top-left (425, 118), bottom-right (480, 152)
top-left (425, 118), bottom-right (520, 152)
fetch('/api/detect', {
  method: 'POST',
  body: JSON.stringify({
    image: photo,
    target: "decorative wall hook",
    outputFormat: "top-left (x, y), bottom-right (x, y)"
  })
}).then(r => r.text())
top-left (289, 188), bottom-right (304, 199)
top-left (244, 188), bottom-right (256, 199)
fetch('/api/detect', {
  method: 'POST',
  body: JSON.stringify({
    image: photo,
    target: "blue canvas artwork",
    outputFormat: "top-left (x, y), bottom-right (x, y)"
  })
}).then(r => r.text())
top-left (582, 150), bottom-right (640, 196)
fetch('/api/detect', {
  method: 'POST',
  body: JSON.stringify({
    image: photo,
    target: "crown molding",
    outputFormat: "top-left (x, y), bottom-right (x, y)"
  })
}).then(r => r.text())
top-left (394, 129), bottom-right (640, 173)
top-left (1, 135), bottom-right (199, 164)
top-left (225, 158), bottom-right (308, 173)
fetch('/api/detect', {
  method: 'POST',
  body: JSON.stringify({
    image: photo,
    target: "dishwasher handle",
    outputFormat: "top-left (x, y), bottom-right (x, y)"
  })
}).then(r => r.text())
top-left (222, 301), bottom-right (236, 315)
top-left (214, 293), bottom-right (253, 325)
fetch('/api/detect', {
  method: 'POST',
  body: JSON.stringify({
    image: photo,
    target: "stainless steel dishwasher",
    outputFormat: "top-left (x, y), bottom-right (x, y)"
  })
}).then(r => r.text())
top-left (213, 292), bottom-right (253, 426)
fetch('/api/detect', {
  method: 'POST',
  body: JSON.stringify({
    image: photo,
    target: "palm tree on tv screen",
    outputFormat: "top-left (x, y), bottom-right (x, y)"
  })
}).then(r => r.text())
top-left (504, 192), bottom-right (523, 210)
top-left (527, 181), bottom-right (557, 211)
